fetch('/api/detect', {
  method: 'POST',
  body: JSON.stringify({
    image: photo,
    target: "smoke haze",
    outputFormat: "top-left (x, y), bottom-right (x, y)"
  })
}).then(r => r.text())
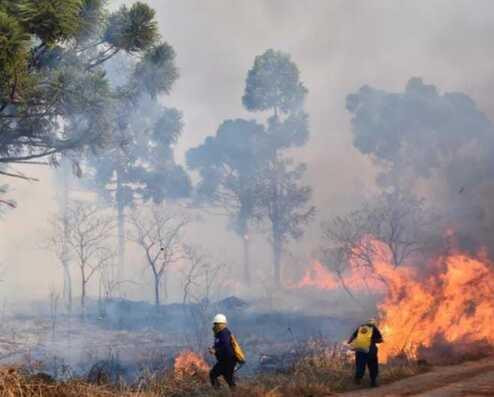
top-left (2, 0), bottom-right (494, 301)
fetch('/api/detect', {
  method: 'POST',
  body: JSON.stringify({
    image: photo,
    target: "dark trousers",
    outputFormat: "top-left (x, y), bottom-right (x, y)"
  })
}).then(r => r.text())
top-left (210, 360), bottom-right (236, 389)
top-left (355, 351), bottom-right (379, 383)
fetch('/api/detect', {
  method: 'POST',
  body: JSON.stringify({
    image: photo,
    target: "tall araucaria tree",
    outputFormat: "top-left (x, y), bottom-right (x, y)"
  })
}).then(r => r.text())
top-left (242, 49), bottom-right (315, 286)
top-left (84, 94), bottom-right (191, 281)
top-left (68, 4), bottom-right (191, 279)
top-left (0, 1), bottom-right (168, 179)
top-left (186, 119), bottom-right (267, 285)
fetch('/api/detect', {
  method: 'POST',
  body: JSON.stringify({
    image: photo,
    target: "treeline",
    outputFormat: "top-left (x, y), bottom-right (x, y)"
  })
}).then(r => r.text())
top-left (0, 1), bottom-right (315, 303)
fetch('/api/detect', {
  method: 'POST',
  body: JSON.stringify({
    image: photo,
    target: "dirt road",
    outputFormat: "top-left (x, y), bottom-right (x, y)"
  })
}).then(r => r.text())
top-left (340, 357), bottom-right (494, 396)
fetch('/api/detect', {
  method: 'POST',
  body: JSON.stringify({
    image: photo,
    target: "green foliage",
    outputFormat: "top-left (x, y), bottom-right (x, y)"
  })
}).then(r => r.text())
top-left (59, 67), bottom-right (113, 147)
top-left (85, 95), bottom-right (190, 211)
top-left (0, 0), bottom-right (176, 173)
top-left (259, 159), bottom-right (315, 242)
top-left (267, 111), bottom-right (309, 149)
top-left (104, 2), bottom-right (158, 53)
top-left (134, 42), bottom-right (178, 97)
top-left (77, 0), bottom-right (106, 42)
top-left (187, 119), bottom-right (266, 180)
top-left (16, 0), bottom-right (84, 44)
top-left (0, 10), bottom-right (30, 102)
top-left (186, 49), bottom-right (313, 284)
top-left (241, 49), bottom-right (313, 284)
top-left (242, 49), bottom-right (307, 114)
top-left (153, 107), bottom-right (183, 145)
top-left (187, 119), bottom-right (267, 234)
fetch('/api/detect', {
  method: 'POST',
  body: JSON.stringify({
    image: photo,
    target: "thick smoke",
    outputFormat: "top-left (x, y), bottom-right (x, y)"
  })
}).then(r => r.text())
top-left (346, 77), bottom-right (494, 256)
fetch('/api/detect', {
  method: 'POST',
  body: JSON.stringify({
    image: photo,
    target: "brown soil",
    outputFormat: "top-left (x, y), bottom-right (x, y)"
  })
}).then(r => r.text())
top-left (340, 357), bottom-right (494, 397)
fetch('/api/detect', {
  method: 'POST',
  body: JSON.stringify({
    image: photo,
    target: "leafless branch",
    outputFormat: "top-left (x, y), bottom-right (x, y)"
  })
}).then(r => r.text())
top-left (128, 203), bottom-right (190, 306)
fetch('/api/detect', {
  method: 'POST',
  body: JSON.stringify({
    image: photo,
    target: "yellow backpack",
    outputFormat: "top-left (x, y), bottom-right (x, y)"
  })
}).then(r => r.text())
top-left (350, 325), bottom-right (373, 353)
top-left (230, 334), bottom-right (246, 363)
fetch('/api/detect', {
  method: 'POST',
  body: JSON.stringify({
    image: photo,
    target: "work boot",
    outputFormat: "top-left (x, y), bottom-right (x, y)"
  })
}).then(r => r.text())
top-left (211, 378), bottom-right (221, 389)
top-left (370, 379), bottom-right (378, 387)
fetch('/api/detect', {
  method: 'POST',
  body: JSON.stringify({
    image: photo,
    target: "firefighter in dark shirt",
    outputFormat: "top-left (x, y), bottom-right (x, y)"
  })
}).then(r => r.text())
top-left (208, 313), bottom-right (236, 389)
top-left (348, 318), bottom-right (384, 387)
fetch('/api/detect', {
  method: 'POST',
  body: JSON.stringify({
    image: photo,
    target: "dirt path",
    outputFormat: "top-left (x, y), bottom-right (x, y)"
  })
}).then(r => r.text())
top-left (340, 357), bottom-right (494, 396)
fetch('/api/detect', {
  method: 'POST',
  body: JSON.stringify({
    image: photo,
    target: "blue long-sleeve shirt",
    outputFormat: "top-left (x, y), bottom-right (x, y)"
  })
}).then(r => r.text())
top-left (214, 327), bottom-right (235, 362)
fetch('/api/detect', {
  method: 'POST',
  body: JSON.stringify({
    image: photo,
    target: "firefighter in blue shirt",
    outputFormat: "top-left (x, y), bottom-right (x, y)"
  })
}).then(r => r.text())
top-left (208, 313), bottom-right (236, 390)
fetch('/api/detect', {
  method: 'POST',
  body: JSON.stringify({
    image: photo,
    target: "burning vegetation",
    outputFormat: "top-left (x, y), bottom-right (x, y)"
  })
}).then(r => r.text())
top-left (173, 351), bottom-right (209, 379)
top-left (377, 245), bottom-right (494, 363)
top-left (0, 344), bottom-right (425, 397)
top-left (292, 230), bottom-right (494, 366)
top-left (294, 259), bottom-right (385, 293)
top-left (3, 0), bottom-right (494, 395)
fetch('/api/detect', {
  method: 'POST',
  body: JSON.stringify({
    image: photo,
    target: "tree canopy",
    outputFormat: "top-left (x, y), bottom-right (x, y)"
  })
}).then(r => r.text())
top-left (242, 49), bottom-right (314, 285)
top-left (0, 0), bottom-right (174, 177)
top-left (242, 49), bottom-right (307, 115)
top-left (186, 118), bottom-right (266, 222)
top-left (86, 95), bottom-right (191, 209)
top-left (186, 118), bottom-right (267, 283)
top-left (187, 49), bottom-right (314, 286)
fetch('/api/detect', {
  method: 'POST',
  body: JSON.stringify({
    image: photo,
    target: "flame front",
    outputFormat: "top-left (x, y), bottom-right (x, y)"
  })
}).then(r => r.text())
top-left (295, 236), bottom-right (494, 363)
top-left (377, 250), bottom-right (494, 362)
top-left (294, 259), bottom-right (385, 292)
top-left (173, 351), bottom-right (209, 378)
top-left (296, 261), bottom-right (339, 289)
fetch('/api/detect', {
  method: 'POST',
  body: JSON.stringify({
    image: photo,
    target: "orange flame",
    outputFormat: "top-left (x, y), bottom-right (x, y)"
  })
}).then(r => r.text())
top-left (376, 249), bottom-right (494, 362)
top-left (297, 236), bottom-right (494, 363)
top-left (296, 261), bottom-right (339, 289)
top-left (294, 259), bottom-right (385, 292)
top-left (173, 351), bottom-right (209, 378)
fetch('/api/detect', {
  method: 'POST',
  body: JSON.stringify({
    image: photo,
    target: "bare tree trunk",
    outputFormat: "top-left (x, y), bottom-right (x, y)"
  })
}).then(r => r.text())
top-left (63, 264), bottom-right (72, 314)
top-left (154, 275), bottom-right (160, 307)
top-left (49, 289), bottom-right (59, 339)
top-left (61, 158), bottom-right (72, 313)
top-left (242, 221), bottom-right (251, 285)
top-left (116, 170), bottom-right (125, 292)
top-left (162, 270), bottom-right (168, 302)
top-left (243, 234), bottom-right (251, 285)
top-left (271, 154), bottom-right (282, 287)
top-left (117, 202), bottom-right (125, 280)
top-left (273, 229), bottom-right (282, 287)
top-left (80, 266), bottom-right (86, 319)
top-left (81, 281), bottom-right (86, 319)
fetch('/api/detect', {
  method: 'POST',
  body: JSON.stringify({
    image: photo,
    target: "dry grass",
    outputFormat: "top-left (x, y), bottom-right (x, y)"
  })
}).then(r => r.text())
top-left (0, 367), bottom-right (119, 397)
top-left (0, 342), bottom-right (427, 397)
top-left (232, 341), bottom-right (427, 397)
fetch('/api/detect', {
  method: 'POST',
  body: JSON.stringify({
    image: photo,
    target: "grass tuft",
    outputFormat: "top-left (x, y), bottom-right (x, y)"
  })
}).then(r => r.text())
top-left (0, 341), bottom-right (427, 396)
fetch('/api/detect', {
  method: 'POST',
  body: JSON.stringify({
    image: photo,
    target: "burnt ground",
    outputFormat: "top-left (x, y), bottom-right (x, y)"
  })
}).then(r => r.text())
top-left (340, 357), bottom-right (494, 396)
top-left (0, 296), bottom-right (357, 380)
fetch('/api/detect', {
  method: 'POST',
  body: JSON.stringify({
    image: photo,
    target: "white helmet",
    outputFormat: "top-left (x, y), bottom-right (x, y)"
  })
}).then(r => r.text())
top-left (212, 313), bottom-right (227, 324)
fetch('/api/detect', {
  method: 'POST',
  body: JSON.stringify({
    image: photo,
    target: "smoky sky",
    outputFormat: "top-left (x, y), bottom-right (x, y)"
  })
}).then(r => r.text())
top-left (346, 77), bottom-right (494, 189)
top-left (132, 0), bottom-right (494, 213)
top-left (3, 0), bottom-right (494, 298)
top-left (346, 77), bottom-right (494, 255)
